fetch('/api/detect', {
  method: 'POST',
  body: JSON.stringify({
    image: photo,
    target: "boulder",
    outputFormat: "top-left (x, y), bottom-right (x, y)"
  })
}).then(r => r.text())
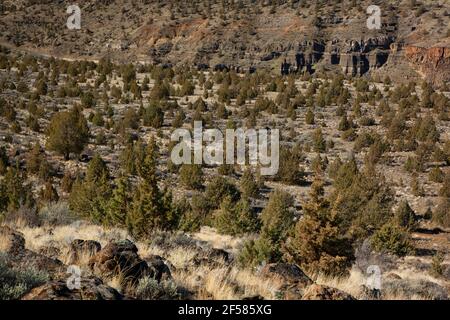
top-left (260, 263), bottom-right (313, 288)
top-left (301, 284), bottom-right (355, 300)
top-left (146, 255), bottom-right (172, 282)
top-left (21, 277), bottom-right (125, 300)
top-left (12, 249), bottom-right (64, 273)
top-left (88, 239), bottom-right (148, 283)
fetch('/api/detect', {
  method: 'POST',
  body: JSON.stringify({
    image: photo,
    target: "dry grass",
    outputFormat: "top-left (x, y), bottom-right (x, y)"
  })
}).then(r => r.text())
top-left (7, 220), bottom-right (448, 300)
top-left (18, 222), bottom-right (129, 253)
top-left (192, 226), bottom-right (245, 254)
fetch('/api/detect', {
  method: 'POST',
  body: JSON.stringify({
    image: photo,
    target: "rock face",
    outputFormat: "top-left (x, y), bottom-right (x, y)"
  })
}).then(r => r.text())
top-left (301, 284), bottom-right (355, 300)
top-left (88, 240), bottom-right (149, 283)
top-left (404, 46), bottom-right (450, 86)
top-left (21, 277), bottom-right (125, 300)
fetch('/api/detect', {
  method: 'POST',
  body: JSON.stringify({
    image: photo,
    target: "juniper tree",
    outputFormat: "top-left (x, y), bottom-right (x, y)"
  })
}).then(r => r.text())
top-left (394, 200), bottom-right (416, 230)
top-left (214, 196), bottom-right (260, 236)
top-left (240, 189), bottom-right (295, 266)
top-left (46, 106), bottom-right (90, 160)
top-left (284, 179), bottom-right (354, 277)
top-left (69, 154), bottom-right (111, 223)
top-left (127, 138), bottom-right (172, 237)
top-left (107, 175), bottom-right (132, 227)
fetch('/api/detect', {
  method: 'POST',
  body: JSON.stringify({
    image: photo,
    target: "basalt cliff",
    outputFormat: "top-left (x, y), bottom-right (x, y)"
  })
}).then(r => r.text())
top-left (0, 0), bottom-right (449, 85)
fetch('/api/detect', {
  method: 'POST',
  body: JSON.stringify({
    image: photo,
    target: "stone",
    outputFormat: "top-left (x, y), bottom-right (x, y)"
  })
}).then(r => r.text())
top-left (88, 239), bottom-right (148, 283)
top-left (146, 255), bottom-right (172, 282)
top-left (21, 277), bottom-right (125, 300)
top-left (260, 263), bottom-right (313, 288)
top-left (301, 284), bottom-right (355, 300)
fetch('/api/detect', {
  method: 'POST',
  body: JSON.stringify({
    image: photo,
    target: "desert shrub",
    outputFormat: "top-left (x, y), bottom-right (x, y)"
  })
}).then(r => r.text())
top-left (204, 176), bottom-right (240, 210)
top-left (0, 253), bottom-right (49, 300)
top-left (371, 224), bottom-right (413, 257)
top-left (276, 146), bottom-right (305, 185)
top-left (0, 146), bottom-right (8, 174)
top-left (429, 167), bottom-right (444, 183)
top-left (240, 190), bottom-right (295, 266)
top-left (439, 173), bottom-right (450, 198)
top-left (38, 202), bottom-right (75, 226)
top-left (305, 109), bottom-right (315, 125)
top-left (39, 181), bottom-right (59, 204)
top-left (144, 103), bottom-right (164, 128)
top-left (240, 168), bottom-right (259, 198)
top-left (433, 198), bottom-right (450, 228)
top-left (331, 161), bottom-right (395, 240)
top-left (394, 201), bottom-right (416, 230)
top-left (105, 176), bottom-right (131, 227)
top-left (430, 253), bottom-right (445, 278)
top-left (0, 166), bottom-right (35, 214)
top-left (179, 164), bottom-right (203, 190)
top-left (69, 154), bottom-right (112, 222)
top-left (338, 114), bottom-right (351, 131)
top-left (135, 277), bottom-right (180, 300)
top-left (213, 197), bottom-right (260, 236)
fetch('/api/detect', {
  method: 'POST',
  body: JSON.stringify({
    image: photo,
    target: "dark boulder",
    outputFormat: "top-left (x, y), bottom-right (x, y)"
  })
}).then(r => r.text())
top-left (88, 239), bottom-right (148, 283)
top-left (21, 277), bottom-right (125, 300)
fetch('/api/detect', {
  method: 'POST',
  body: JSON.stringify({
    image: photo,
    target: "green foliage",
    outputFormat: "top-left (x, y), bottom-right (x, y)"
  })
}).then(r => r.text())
top-left (0, 166), bottom-right (35, 214)
top-left (0, 254), bottom-right (49, 300)
top-left (430, 253), bottom-right (445, 278)
top-left (106, 175), bottom-right (132, 227)
top-left (276, 146), bottom-right (305, 185)
top-left (284, 179), bottom-right (354, 277)
top-left (331, 160), bottom-right (394, 240)
top-left (69, 154), bottom-right (111, 223)
top-left (46, 106), bottom-right (90, 160)
top-left (240, 190), bottom-right (295, 266)
top-left (240, 168), bottom-right (259, 198)
top-left (433, 198), bottom-right (450, 228)
top-left (135, 277), bottom-right (180, 300)
top-left (144, 102), bottom-right (164, 128)
top-left (126, 138), bottom-right (181, 237)
top-left (371, 224), bottom-right (413, 257)
top-left (305, 109), bottom-right (315, 125)
top-left (214, 197), bottom-right (260, 236)
top-left (179, 164), bottom-right (203, 190)
top-left (394, 201), bottom-right (416, 230)
top-left (312, 128), bottom-right (326, 152)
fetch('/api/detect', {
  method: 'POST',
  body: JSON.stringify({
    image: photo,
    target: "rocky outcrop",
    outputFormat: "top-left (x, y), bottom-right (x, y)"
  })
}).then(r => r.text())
top-left (404, 46), bottom-right (450, 86)
top-left (21, 277), bottom-right (125, 300)
top-left (279, 37), bottom-right (394, 76)
top-left (260, 263), bottom-right (313, 300)
top-left (146, 255), bottom-right (172, 282)
top-left (260, 263), bottom-right (313, 287)
top-left (301, 284), bottom-right (355, 300)
top-left (88, 240), bottom-right (149, 283)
